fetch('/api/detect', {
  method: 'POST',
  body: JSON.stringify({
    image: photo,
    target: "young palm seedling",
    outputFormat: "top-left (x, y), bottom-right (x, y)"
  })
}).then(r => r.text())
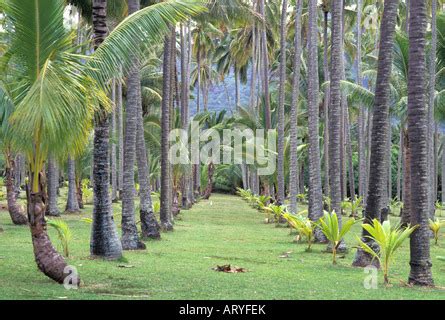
top-left (317, 211), bottom-right (360, 264)
top-left (47, 219), bottom-right (72, 258)
top-left (357, 219), bottom-right (417, 285)
top-left (429, 218), bottom-right (444, 245)
top-left (282, 212), bottom-right (315, 251)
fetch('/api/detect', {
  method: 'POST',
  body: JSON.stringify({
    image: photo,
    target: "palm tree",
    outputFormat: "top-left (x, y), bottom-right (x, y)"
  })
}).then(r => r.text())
top-left (289, 0), bottom-right (302, 214)
top-left (65, 155), bottom-right (81, 214)
top-left (160, 33), bottom-right (174, 231)
top-left (90, 0), bottom-right (123, 259)
top-left (121, 0), bottom-right (146, 251)
top-left (328, 0), bottom-right (343, 216)
top-left (259, 0), bottom-right (271, 131)
top-left (276, 0), bottom-right (288, 206)
top-left (307, 0), bottom-right (324, 241)
top-left (407, 0), bottom-right (434, 286)
top-left (352, 0), bottom-right (400, 267)
top-left (46, 156), bottom-right (61, 216)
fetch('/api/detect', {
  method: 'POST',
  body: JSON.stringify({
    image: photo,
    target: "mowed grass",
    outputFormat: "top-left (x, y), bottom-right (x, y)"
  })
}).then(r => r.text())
top-left (1, 192), bottom-right (445, 300)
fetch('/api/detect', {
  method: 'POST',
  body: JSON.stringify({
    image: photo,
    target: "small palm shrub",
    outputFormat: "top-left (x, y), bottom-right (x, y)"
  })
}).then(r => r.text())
top-left (263, 204), bottom-right (287, 224)
top-left (341, 196), bottom-right (363, 218)
top-left (255, 195), bottom-right (271, 211)
top-left (357, 219), bottom-right (417, 285)
top-left (429, 218), bottom-right (444, 245)
top-left (317, 211), bottom-right (360, 264)
top-left (81, 179), bottom-right (93, 204)
top-left (152, 201), bottom-right (161, 214)
top-left (47, 219), bottom-right (72, 258)
top-left (282, 211), bottom-right (315, 251)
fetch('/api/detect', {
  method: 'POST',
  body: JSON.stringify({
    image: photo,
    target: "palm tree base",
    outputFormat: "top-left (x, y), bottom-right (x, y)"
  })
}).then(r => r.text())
top-left (352, 247), bottom-right (380, 268)
top-left (408, 262), bottom-right (434, 286)
top-left (141, 209), bottom-right (161, 240)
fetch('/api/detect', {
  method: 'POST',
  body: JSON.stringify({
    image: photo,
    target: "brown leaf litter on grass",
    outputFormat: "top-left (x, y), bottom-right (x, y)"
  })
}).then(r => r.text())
top-left (212, 265), bottom-right (247, 273)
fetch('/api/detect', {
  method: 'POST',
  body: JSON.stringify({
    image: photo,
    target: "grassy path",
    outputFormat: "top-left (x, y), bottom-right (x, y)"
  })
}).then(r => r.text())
top-left (0, 193), bottom-right (445, 299)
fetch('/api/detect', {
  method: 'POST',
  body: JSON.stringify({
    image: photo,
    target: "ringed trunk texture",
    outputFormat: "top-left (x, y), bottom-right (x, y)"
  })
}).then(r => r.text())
top-left (28, 172), bottom-right (76, 285)
top-left (5, 155), bottom-right (27, 225)
top-left (353, 0), bottom-right (399, 268)
top-left (46, 156), bottom-right (60, 216)
top-left (90, 0), bottom-right (122, 260)
top-left (160, 34), bottom-right (174, 231)
top-left (307, 0), bottom-right (325, 243)
top-left (120, 0), bottom-right (146, 250)
top-left (289, 0), bottom-right (302, 214)
top-left (65, 156), bottom-right (81, 214)
top-left (407, 0), bottom-right (433, 286)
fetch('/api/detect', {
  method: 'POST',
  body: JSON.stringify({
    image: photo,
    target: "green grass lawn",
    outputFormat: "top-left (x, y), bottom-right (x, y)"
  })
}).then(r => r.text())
top-left (1, 192), bottom-right (445, 300)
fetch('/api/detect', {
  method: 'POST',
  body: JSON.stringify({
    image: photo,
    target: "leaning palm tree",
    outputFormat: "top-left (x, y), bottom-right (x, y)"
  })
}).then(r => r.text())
top-left (407, 0), bottom-right (434, 286)
top-left (352, 0), bottom-right (400, 268)
top-left (1, 0), bottom-right (204, 284)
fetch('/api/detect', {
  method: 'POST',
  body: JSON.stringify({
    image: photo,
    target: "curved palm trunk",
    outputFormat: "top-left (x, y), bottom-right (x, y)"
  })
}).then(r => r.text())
top-left (28, 171), bottom-right (74, 284)
top-left (65, 155), bottom-right (80, 214)
top-left (307, 0), bottom-right (324, 242)
top-left (5, 153), bottom-right (27, 225)
top-left (90, 0), bottom-right (123, 260)
top-left (276, 0), bottom-right (288, 206)
top-left (289, 0), bottom-right (302, 214)
top-left (120, 0), bottom-right (146, 250)
top-left (136, 80), bottom-right (161, 240)
top-left (353, 0), bottom-right (399, 268)
top-left (160, 34), bottom-right (174, 231)
top-left (407, 0), bottom-right (434, 286)
top-left (46, 156), bottom-right (60, 216)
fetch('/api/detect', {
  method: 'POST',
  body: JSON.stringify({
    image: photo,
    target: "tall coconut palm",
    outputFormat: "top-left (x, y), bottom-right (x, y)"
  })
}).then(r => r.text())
top-left (353, 0), bottom-right (400, 267)
top-left (276, 0), bottom-right (288, 206)
top-left (121, 0), bottom-right (146, 251)
top-left (160, 33), bottom-right (174, 231)
top-left (428, 0), bottom-right (437, 218)
top-left (289, 0), bottom-right (302, 214)
top-left (65, 155), bottom-right (81, 214)
top-left (307, 0), bottom-right (324, 240)
top-left (259, 0), bottom-right (271, 130)
top-left (90, 0), bottom-right (123, 259)
top-left (328, 0), bottom-right (343, 215)
top-left (357, 0), bottom-right (366, 200)
top-left (407, 0), bottom-right (434, 286)
top-left (46, 156), bottom-right (61, 216)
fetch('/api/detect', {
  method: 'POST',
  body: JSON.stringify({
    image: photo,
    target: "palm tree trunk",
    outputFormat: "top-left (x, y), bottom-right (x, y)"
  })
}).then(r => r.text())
top-left (307, 0), bottom-right (324, 242)
top-left (117, 72), bottom-right (124, 199)
top-left (289, 0), bottom-right (302, 214)
top-left (352, 0), bottom-right (399, 267)
top-left (28, 170), bottom-right (73, 284)
top-left (202, 163), bottom-right (215, 200)
top-left (428, 0), bottom-right (437, 219)
top-left (90, 0), bottom-right (123, 260)
top-left (397, 127), bottom-right (403, 200)
top-left (120, 0), bottom-right (146, 250)
top-left (357, 0), bottom-right (366, 200)
top-left (136, 78), bottom-right (161, 240)
top-left (65, 155), bottom-right (80, 214)
top-left (110, 79), bottom-right (118, 202)
top-left (328, 0), bottom-right (344, 216)
top-left (407, 0), bottom-right (434, 286)
top-left (197, 46), bottom-right (201, 113)
top-left (401, 129), bottom-right (412, 225)
top-left (46, 156), bottom-right (60, 216)
top-left (160, 33), bottom-right (174, 231)
top-left (322, 9), bottom-right (330, 197)
top-left (442, 134), bottom-right (445, 204)
top-left (277, 0), bottom-right (288, 206)
top-left (5, 152), bottom-right (27, 225)
top-left (259, 0), bottom-right (271, 130)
